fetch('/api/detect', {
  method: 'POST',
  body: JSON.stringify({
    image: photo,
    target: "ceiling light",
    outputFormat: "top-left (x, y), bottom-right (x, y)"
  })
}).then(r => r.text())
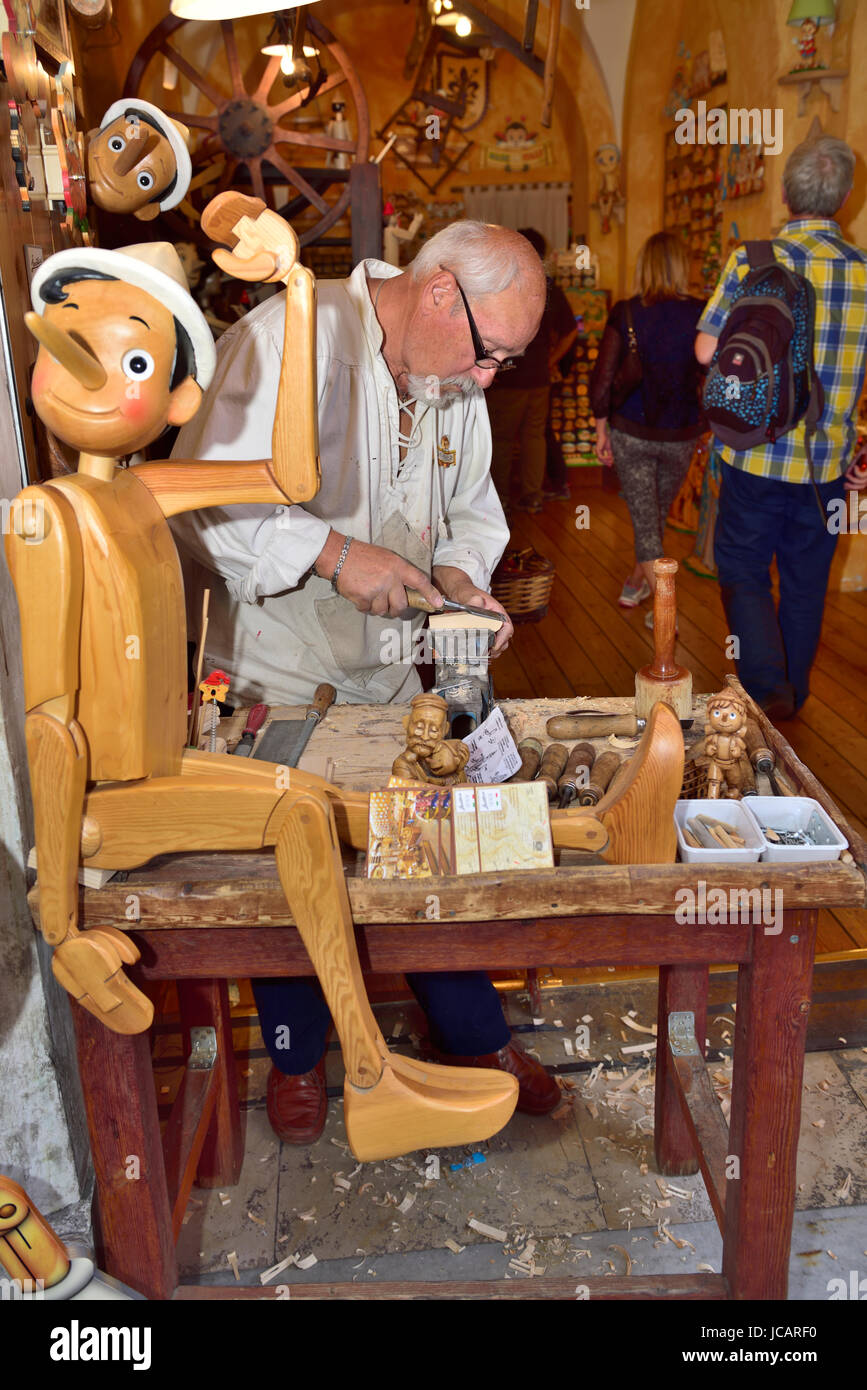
top-left (455, 15), bottom-right (471, 36)
top-left (170, 0), bottom-right (321, 21)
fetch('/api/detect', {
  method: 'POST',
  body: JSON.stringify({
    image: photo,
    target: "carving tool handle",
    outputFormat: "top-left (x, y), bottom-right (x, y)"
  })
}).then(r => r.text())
top-left (308, 683), bottom-right (336, 723)
top-left (649, 558), bottom-right (679, 679)
top-left (547, 713), bottom-right (639, 738)
top-left (579, 750), bottom-right (622, 806)
top-left (745, 719), bottom-right (773, 772)
top-left (558, 740), bottom-right (596, 792)
top-left (510, 738), bottom-right (543, 783)
top-left (405, 587), bottom-right (438, 614)
top-left (537, 742), bottom-right (569, 801)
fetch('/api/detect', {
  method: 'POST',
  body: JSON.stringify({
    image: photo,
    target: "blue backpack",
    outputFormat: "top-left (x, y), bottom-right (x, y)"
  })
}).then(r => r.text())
top-left (702, 240), bottom-right (824, 459)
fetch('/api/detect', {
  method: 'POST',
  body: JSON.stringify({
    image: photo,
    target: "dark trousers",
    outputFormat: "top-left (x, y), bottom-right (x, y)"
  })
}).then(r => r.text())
top-left (714, 460), bottom-right (844, 712)
top-left (253, 973), bottom-right (511, 1075)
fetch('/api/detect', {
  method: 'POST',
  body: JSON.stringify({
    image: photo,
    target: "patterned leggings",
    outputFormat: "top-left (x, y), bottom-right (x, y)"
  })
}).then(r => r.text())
top-left (610, 429), bottom-right (696, 563)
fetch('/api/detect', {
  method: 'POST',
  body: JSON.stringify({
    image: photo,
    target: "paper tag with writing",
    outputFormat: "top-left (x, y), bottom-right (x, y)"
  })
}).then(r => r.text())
top-left (462, 707), bottom-right (521, 784)
top-left (453, 786), bottom-right (477, 815)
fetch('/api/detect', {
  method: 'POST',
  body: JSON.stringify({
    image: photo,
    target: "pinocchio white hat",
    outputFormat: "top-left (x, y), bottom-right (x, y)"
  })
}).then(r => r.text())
top-left (99, 98), bottom-right (193, 212)
top-left (31, 243), bottom-right (216, 389)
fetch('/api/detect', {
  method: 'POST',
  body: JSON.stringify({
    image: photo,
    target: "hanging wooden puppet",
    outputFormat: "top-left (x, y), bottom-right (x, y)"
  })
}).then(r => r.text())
top-left (86, 98), bottom-right (192, 221)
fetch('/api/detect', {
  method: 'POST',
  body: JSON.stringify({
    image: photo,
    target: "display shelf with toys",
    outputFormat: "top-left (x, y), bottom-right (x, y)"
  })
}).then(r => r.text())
top-left (663, 122), bottom-right (724, 296)
top-left (548, 270), bottom-right (608, 467)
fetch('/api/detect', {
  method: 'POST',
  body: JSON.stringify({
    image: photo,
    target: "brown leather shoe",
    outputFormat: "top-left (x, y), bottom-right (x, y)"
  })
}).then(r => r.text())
top-left (266, 1058), bottom-right (327, 1143)
top-left (433, 1041), bottom-right (561, 1116)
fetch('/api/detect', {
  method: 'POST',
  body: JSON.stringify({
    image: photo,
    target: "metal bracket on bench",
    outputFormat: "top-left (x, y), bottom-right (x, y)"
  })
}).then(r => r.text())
top-left (668, 1011), bottom-right (700, 1056)
top-left (189, 1026), bottom-right (217, 1070)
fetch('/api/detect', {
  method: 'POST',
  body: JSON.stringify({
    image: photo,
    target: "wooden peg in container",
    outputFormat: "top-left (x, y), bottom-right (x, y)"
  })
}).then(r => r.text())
top-left (579, 749), bottom-right (622, 806)
top-left (635, 558), bottom-right (692, 720)
top-left (536, 742), bottom-right (569, 800)
top-left (510, 738), bottom-right (543, 783)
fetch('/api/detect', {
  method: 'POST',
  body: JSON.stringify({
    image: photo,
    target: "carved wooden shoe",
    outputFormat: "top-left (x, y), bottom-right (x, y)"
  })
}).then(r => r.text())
top-left (343, 1050), bottom-right (518, 1162)
top-left (51, 928), bottom-right (153, 1034)
top-left (274, 793), bottom-right (519, 1161)
top-left (596, 701), bottom-right (685, 864)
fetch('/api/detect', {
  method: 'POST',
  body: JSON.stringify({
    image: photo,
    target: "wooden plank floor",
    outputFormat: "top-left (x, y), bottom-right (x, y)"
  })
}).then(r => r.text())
top-left (498, 469), bottom-right (867, 959)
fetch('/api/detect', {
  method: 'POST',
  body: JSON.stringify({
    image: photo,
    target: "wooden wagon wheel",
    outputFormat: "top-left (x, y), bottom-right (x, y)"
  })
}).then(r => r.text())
top-left (123, 12), bottom-right (369, 247)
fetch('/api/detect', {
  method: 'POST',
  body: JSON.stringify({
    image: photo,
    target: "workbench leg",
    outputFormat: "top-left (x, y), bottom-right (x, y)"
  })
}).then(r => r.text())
top-left (179, 979), bottom-right (244, 1189)
top-left (723, 909), bottom-right (816, 1301)
top-left (654, 962), bottom-right (708, 1175)
top-left (73, 1004), bottom-right (177, 1300)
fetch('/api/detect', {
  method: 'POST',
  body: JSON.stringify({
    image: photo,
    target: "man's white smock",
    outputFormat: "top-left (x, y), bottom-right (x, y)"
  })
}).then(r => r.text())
top-left (171, 258), bottom-right (509, 705)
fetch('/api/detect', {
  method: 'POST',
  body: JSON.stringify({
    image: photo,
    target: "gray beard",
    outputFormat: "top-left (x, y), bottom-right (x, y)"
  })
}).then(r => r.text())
top-left (404, 372), bottom-right (483, 409)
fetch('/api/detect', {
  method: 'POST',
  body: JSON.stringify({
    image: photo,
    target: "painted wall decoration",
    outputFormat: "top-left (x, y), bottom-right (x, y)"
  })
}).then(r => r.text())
top-left (436, 52), bottom-right (489, 130)
top-left (480, 116), bottom-right (553, 173)
top-left (665, 36), bottom-right (727, 118)
top-left (722, 142), bottom-right (764, 200)
top-left (591, 143), bottom-right (625, 235)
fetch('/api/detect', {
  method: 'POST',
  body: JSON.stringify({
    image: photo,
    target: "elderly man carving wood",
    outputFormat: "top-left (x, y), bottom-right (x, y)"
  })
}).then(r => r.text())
top-left (171, 222), bottom-right (563, 1141)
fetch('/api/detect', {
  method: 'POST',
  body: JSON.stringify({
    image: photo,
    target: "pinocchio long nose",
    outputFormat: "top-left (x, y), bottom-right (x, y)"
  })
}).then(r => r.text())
top-left (25, 312), bottom-right (108, 390)
top-left (114, 126), bottom-right (158, 176)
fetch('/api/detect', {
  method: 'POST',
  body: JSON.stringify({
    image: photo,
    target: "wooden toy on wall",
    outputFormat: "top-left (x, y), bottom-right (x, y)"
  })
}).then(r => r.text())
top-left (86, 99), bottom-right (192, 221)
top-left (6, 191), bottom-right (518, 1161)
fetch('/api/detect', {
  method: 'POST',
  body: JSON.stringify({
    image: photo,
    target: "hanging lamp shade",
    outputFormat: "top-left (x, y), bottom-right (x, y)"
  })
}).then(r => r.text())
top-left (786, 0), bottom-right (835, 25)
top-left (170, 0), bottom-right (321, 20)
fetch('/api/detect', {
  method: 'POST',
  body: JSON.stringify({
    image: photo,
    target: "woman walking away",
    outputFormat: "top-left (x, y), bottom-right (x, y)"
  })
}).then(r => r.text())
top-left (590, 233), bottom-right (706, 620)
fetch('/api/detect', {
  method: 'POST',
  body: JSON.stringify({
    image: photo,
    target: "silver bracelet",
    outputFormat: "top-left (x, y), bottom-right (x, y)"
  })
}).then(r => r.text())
top-left (330, 535), bottom-right (353, 591)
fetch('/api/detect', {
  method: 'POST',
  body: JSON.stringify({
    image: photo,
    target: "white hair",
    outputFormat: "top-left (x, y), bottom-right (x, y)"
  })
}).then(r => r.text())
top-left (784, 135), bottom-right (854, 217)
top-left (409, 220), bottom-right (531, 298)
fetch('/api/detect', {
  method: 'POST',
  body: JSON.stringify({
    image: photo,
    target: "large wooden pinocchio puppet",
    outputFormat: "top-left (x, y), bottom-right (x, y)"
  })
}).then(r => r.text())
top-left (6, 194), bottom-right (519, 1161)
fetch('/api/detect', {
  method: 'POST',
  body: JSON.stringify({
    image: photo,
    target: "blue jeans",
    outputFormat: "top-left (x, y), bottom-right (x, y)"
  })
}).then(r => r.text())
top-left (253, 973), bottom-right (511, 1075)
top-left (714, 460), bottom-right (844, 711)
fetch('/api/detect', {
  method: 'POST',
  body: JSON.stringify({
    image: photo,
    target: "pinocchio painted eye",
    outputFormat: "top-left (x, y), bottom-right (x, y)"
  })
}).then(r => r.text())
top-left (108, 134), bottom-right (125, 152)
top-left (137, 170), bottom-right (155, 191)
top-left (121, 349), bottom-right (155, 381)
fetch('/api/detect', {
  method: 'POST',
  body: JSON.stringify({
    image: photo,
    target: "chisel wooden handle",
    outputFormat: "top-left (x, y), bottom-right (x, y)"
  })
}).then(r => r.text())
top-left (547, 713), bottom-right (640, 739)
top-left (558, 741), bottom-right (596, 794)
top-left (579, 750), bottom-right (621, 806)
top-left (744, 719), bottom-right (773, 772)
top-left (510, 738), bottom-right (543, 783)
top-left (308, 683), bottom-right (336, 721)
top-left (537, 742), bottom-right (569, 801)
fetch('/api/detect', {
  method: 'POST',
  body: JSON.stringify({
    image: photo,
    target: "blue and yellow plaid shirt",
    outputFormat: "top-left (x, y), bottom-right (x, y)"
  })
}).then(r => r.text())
top-left (698, 218), bottom-right (867, 484)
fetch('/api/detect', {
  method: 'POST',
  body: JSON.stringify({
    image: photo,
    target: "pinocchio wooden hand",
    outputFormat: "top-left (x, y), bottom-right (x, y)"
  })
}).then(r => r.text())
top-left (5, 196), bottom-right (518, 1159)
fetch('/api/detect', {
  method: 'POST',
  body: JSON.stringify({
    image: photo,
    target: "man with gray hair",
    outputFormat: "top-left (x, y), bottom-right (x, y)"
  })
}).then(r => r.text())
top-left (171, 222), bottom-right (555, 1144)
top-left (696, 135), bottom-right (867, 720)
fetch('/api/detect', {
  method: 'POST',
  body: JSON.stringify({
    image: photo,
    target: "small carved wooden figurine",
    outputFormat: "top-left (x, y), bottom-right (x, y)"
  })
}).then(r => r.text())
top-left (701, 688), bottom-right (749, 799)
top-left (6, 194), bottom-right (517, 1161)
top-left (86, 99), bottom-right (192, 221)
top-left (392, 692), bottom-right (470, 785)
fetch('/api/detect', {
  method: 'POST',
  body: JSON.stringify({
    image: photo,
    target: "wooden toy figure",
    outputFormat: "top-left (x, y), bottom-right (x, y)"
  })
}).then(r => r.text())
top-left (6, 192), bottom-right (517, 1161)
top-left (699, 688), bottom-right (750, 799)
top-left (391, 692), bottom-right (470, 785)
top-left (86, 99), bottom-right (192, 221)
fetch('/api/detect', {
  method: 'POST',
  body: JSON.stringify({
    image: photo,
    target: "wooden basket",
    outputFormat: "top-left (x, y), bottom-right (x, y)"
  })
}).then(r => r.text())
top-left (680, 755), bottom-right (709, 800)
top-left (491, 548), bottom-right (555, 623)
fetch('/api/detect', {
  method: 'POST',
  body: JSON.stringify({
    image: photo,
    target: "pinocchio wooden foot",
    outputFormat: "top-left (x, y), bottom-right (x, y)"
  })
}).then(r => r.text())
top-left (274, 792), bottom-right (518, 1160)
top-left (635, 558), bottom-right (692, 721)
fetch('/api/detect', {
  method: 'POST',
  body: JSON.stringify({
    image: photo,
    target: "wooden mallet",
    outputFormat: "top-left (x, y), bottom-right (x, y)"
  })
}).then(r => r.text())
top-left (635, 558), bottom-right (692, 721)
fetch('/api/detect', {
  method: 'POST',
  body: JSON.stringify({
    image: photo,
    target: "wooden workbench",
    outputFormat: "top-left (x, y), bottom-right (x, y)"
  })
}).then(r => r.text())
top-left (38, 691), bottom-right (867, 1302)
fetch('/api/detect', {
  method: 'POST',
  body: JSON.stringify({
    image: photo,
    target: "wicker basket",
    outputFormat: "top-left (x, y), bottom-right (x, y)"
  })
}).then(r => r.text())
top-left (680, 755), bottom-right (709, 800)
top-left (491, 548), bottom-right (556, 623)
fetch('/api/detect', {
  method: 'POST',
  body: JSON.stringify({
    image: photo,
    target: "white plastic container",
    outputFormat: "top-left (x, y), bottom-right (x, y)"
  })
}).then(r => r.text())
top-left (674, 799), bottom-right (764, 864)
top-left (745, 796), bottom-right (848, 863)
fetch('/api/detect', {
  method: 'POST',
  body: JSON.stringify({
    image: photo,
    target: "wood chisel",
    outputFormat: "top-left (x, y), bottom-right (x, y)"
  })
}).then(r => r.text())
top-left (558, 741), bottom-right (596, 809)
top-left (579, 750), bottom-right (622, 806)
top-left (547, 711), bottom-right (693, 739)
top-left (405, 588), bottom-right (504, 627)
top-left (231, 703), bottom-right (269, 757)
top-left (744, 720), bottom-right (782, 795)
top-left (252, 683), bottom-right (336, 767)
top-left (509, 739), bottom-right (543, 783)
top-left (536, 743), bottom-right (569, 801)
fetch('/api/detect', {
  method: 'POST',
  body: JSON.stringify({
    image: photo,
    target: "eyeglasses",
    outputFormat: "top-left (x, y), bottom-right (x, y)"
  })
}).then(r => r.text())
top-left (448, 274), bottom-right (516, 373)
